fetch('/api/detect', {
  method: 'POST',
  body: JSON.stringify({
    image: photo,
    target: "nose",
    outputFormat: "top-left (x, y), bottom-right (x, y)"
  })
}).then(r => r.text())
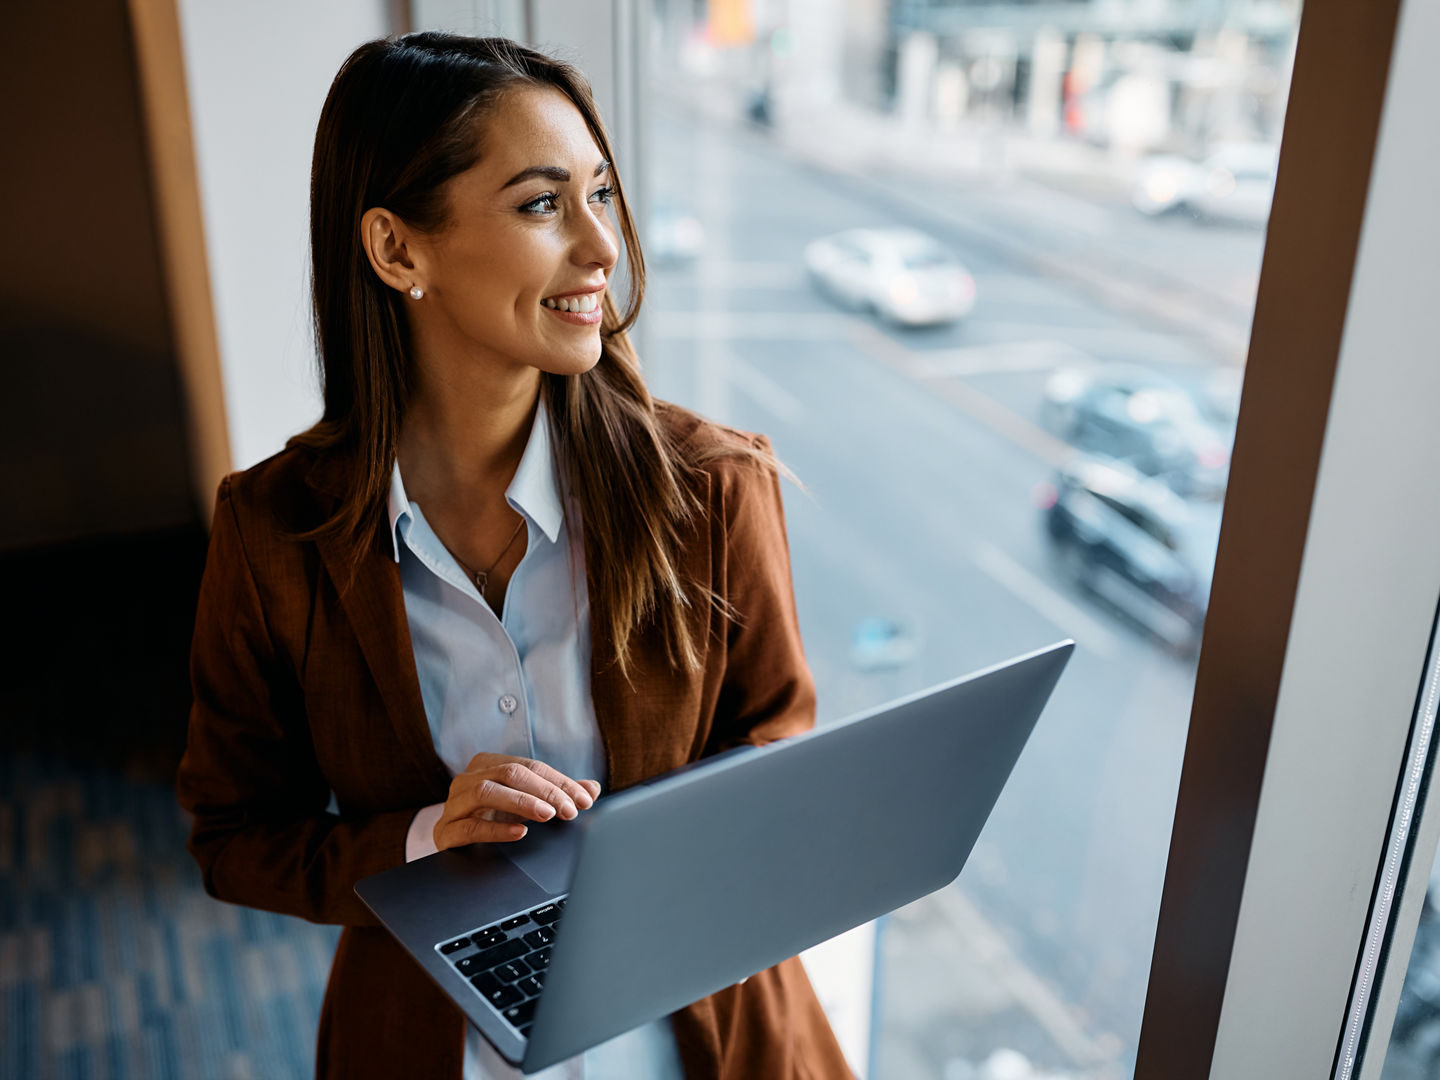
top-left (571, 198), bottom-right (620, 273)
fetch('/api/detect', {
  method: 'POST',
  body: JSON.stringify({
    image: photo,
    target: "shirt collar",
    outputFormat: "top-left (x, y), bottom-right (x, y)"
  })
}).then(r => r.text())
top-left (387, 397), bottom-right (564, 564)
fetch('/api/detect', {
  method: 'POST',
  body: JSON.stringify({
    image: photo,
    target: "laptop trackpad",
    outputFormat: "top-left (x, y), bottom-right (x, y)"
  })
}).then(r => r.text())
top-left (504, 817), bottom-right (581, 895)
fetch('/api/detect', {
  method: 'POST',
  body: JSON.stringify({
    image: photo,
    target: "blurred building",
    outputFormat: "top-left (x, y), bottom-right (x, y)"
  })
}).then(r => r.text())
top-left (889, 0), bottom-right (1300, 151)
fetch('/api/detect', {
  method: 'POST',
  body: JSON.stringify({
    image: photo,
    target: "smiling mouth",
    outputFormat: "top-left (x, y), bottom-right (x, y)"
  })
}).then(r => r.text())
top-left (541, 292), bottom-right (601, 313)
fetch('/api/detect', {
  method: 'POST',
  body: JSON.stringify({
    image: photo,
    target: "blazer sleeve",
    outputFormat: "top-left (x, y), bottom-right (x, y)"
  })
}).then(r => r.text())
top-left (176, 476), bottom-right (412, 927)
top-left (705, 434), bottom-right (818, 754)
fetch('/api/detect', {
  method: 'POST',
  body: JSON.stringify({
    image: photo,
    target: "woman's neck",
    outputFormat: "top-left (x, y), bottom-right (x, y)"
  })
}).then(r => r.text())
top-left (396, 363), bottom-right (543, 512)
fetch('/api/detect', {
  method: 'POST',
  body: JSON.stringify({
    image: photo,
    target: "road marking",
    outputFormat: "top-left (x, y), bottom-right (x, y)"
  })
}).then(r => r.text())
top-left (649, 310), bottom-right (1086, 464)
top-left (726, 353), bottom-right (807, 424)
top-left (972, 542), bottom-right (1120, 659)
top-left (929, 887), bottom-right (1127, 1074)
top-left (1011, 177), bottom-right (1114, 236)
top-left (951, 320), bottom-right (1212, 361)
top-left (690, 260), bottom-right (807, 289)
top-left (906, 339), bottom-right (1095, 378)
top-left (648, 310), bottom-right (851, 340)
top-left (848, 321), bottom-right (1075, 467)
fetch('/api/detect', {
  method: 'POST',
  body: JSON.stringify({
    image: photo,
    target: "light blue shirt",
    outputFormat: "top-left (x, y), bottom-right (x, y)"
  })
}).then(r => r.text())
top-left (389, 398), bottom-right (685, 1080)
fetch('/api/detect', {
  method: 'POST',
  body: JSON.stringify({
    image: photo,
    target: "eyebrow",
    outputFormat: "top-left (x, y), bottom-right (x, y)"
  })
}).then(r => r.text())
top-left (501, 160), bottom-right (611, 190)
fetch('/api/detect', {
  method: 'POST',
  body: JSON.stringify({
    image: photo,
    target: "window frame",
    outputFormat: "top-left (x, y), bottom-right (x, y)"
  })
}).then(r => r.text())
top-left (1134, 0), bottom-right (1440, 1075)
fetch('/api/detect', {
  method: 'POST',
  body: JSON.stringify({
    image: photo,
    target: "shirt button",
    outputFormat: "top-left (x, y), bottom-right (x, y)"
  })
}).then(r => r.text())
top-left (499, 694), bottom-right (519, 715)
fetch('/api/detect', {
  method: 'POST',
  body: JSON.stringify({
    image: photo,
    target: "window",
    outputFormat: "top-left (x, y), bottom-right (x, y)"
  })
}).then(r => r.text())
top-left (641, 1), bottom-right (1299, 1074)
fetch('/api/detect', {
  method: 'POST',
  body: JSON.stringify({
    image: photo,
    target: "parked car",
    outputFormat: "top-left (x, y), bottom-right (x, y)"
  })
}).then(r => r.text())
top-left (1131, 141), bottom-right (1279, 226)
top-left (803, 227), bottom-right (976, 327)
top-left (1041, 363), bottom-right (1232, 499)
top-left (1036, 454), bottom-right (1222, 657)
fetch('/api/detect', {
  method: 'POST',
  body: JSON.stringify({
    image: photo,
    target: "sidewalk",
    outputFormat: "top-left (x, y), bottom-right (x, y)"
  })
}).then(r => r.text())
top-left (876, 887), bottom-right (1128, 1080)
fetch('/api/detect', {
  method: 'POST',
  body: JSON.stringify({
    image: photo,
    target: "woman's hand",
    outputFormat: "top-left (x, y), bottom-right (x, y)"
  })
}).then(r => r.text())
top-left (433, 753), bottom-right (602, 851)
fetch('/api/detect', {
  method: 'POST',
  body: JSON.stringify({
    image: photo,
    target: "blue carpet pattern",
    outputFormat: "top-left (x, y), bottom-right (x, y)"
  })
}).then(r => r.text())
top-left (0, 754), bottom-right (340, 1080)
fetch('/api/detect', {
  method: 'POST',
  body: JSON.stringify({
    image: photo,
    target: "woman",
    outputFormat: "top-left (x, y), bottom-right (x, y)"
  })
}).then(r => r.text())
top-left (176, 31), bottom-right (853, 1080)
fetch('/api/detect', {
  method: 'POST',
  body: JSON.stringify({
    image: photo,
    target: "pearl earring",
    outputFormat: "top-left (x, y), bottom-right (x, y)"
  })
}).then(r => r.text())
top-left (409, 285), bottom-right (424, 300)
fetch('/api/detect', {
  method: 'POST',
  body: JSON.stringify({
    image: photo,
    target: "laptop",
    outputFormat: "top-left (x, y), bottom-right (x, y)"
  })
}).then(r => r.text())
top-left (356, 638), bottom-right (1074, 1073)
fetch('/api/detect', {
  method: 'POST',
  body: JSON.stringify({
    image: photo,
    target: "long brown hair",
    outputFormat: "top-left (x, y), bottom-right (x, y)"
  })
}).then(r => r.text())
top-left (290, 31), bottom-right (765, 675)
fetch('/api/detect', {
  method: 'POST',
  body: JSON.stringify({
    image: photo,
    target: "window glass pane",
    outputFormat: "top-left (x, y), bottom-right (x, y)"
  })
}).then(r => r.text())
top-left (643, 2), bottom-right (1300, 1075)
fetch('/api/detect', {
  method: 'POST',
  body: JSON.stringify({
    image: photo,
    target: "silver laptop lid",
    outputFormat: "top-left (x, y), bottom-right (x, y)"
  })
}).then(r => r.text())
top-left (523, 639), bottom-right (1074, 1071)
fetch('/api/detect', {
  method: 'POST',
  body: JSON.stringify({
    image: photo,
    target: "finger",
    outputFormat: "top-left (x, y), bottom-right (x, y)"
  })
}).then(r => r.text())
top-left (486, 761), bottom-right (587, 818)
top-left (435, 814), bottom-right (528, 850)
top-left (516, 760), bottom-right (598, 811)
top-left (578, 779), bottom-right (602, 800)
top-left (464, 751), bottom-right (506, 774)
top-left (480, 808), bottom-right (526, 825)
top-left (448, 775), bottom-right (563, 824)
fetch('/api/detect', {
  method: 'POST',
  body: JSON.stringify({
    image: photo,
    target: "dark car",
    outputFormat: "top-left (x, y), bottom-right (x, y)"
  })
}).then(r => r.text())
top-left (1036, 454), bottom-right (1222, 657)
top-left (1041, 364), bottom-right (1232, 500)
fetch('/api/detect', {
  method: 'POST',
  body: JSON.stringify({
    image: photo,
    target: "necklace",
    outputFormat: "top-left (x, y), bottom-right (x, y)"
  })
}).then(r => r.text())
top-left (446, 514), bottom-right (526, 599)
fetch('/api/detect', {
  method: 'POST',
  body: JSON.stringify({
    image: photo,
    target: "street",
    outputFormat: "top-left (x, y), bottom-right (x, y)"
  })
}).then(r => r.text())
top-left (640, 92), bottom-right (1264, 1078)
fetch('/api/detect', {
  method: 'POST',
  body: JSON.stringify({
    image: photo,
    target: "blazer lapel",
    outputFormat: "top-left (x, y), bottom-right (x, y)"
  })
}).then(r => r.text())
top-left (307, 453), bottom-right (453, 795)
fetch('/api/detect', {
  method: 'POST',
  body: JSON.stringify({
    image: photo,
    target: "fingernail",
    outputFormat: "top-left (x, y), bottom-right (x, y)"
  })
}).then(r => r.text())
top-left (515, 825), bottom-right (528, 839)
top-left (538, 805), bottom-right (555, 820)
top-left (565, 801), bottom-right (578, 818)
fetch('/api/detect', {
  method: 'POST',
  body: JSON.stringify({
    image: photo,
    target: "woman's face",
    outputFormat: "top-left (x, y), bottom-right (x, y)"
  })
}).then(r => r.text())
top-left (409, 87), bottom-right (622, 378)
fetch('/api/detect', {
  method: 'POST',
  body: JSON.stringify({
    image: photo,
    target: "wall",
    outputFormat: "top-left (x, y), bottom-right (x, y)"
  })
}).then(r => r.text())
top-left (0, 0), bottom-right (196, 550)
top-left (175, 0), bottom-right (391, 470)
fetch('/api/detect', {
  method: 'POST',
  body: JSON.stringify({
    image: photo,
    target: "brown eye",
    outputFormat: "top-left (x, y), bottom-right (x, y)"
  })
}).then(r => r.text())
top-left (520, 192), bottom-right (558, 214)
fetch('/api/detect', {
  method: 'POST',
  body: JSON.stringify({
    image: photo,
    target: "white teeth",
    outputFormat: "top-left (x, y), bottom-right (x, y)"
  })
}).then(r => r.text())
top-left (543, 293), bottom-right (601, 313)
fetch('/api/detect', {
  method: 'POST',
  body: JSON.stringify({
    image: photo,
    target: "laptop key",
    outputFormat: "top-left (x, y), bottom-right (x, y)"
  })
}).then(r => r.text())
top-left (471, 938), bottom-right (526, 969)
top-left (527, 947), bottom-right (552, 969)
top-left (494, 959), bottom-right (530, 982)
top-left (469, 972), bottom-right (502, 996)
top-left (473, 929), bottom-right (506, 949)
top-left (504, 999), bottom-right (537, 1028)
top-left (485, 984), bottom-right (523, 1009)
top-left (500, 916), bottom-right (530, 931)
top-left (522, 927), bottom-right (554, 949)
top-left (517, 975), bottom-right (543, 996)
top-left (440, 937), bottom-right (470, 954)
top-left (529, 904), bottom-right (562, 925)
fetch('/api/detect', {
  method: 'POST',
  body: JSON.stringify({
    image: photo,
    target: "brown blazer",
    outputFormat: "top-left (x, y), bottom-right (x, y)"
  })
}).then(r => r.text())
top-left (176, 403), bottom-right (855, 1080)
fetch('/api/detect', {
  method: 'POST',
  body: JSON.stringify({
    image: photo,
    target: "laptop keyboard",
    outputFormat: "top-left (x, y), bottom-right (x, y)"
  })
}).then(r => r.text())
top-left (434, 896), bottom-right (566, 1039)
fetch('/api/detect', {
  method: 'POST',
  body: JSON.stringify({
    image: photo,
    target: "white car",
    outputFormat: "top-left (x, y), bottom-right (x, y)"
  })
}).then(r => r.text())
top-left (1132, 142), bottom-right (1279, 226)
top-left (804, 227), bottom-right (976, 327)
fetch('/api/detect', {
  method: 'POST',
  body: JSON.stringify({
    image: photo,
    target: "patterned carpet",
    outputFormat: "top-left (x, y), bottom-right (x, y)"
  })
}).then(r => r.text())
top-left (0, 753), bottom-right (339, 1080)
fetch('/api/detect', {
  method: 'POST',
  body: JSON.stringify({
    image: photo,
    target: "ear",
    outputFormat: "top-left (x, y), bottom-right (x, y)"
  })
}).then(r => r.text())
top-left (360, 206), bottom-right (425, 297)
